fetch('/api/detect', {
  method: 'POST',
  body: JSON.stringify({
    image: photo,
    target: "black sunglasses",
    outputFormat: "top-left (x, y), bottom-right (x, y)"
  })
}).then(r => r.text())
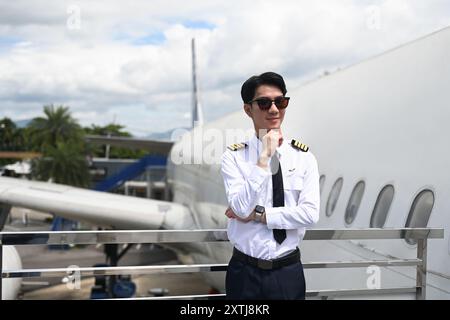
top-left (248, 96), bottom-right (290, 111)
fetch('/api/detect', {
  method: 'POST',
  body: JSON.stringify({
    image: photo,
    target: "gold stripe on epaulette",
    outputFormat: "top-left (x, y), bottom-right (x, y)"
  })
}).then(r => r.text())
top-left (227, 142), bottom-right (247, 151)
top-left (291, 139), bottom-right (309, 152)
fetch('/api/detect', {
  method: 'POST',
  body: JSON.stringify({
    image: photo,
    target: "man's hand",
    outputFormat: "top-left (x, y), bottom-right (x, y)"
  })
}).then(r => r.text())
top-left (225, 207), bottom-right (254, 223)
top-left (258, 129), bottom-right (283, 168)
top-left (224, 207), bottom-right (266, 224)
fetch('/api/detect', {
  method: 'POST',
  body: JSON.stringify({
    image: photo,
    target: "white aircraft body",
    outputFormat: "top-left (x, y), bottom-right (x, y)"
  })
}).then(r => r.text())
top-left (1, 27), bottom-right (450, 299)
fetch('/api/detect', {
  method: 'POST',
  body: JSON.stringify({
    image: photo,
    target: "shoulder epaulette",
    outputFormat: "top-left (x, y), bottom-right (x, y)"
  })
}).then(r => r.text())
top-left (291, 139), bottom-right (309, 152)
top-left (227, 142), bottom-right (247, 151)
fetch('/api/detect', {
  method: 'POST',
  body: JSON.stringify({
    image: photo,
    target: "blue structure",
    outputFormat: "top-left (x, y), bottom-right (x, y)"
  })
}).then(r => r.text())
top-left (93, 154), bottom-right (167, 192)
top-left (50, 154), bottom-right (167, 295)
top-left (51, 154), bottom-right (167, 235)
top-left (49, 216), bottom-right (78, 250)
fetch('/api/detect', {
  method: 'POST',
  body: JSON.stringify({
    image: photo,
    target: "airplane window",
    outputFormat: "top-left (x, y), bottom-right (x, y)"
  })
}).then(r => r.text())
top-left (370, 185), bottom-right (394, 228)
top-left (319, 175), bottom-right (325, 195)
top-left (345, 180), bottom-right (365, 225)
top-left (405, 189), bottom-right (435, 245)
top-left (326, 177), bottom-right (343, 217)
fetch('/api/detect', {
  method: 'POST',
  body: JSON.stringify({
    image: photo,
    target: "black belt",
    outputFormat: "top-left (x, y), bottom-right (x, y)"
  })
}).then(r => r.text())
top-left (232, 247), bottom-right (300, 270)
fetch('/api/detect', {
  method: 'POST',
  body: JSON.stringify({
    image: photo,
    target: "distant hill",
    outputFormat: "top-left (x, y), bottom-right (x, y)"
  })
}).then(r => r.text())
top-left (15, 119), bottom-right (32, 128)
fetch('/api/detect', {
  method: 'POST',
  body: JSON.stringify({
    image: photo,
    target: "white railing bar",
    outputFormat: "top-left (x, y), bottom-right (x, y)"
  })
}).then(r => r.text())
top-left (1, 259), bottom-right (423, 279)
top-left (0, 228), bottom-right (444, 246)
top-left (106, 287), bottom-right (417, 300)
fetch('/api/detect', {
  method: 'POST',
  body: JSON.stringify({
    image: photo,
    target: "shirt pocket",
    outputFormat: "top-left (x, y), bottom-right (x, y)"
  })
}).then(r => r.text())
top-left (284, 174), bottom-right (304, 203)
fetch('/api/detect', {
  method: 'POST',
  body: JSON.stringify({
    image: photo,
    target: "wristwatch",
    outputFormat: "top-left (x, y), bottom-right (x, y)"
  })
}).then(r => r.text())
top-left (254, 205), bottom-right (265, 223)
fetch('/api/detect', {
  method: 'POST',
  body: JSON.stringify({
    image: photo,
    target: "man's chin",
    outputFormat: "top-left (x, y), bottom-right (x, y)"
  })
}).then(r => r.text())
top-left (265, 119), bottom-right (281, 128)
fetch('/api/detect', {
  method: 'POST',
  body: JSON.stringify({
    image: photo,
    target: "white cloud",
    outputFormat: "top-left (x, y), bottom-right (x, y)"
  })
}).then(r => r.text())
top-left (0, 0), bottom-right (449, 136)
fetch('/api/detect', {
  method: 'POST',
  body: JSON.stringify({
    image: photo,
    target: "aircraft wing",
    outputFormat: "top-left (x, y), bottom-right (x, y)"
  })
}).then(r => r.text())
top-left (0, 176), bottom-right (192, 230)
top-left (85, 135), bottom-right (174, 156)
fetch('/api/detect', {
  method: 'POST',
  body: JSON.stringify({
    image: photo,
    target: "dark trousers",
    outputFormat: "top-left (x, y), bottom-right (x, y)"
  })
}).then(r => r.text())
top-left (225, 255), bottom-right (306, 300)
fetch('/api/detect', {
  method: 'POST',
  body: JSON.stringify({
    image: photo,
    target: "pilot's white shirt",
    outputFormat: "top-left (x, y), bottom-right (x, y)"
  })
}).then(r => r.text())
top-left (221, 133), bottom-right (320, 260)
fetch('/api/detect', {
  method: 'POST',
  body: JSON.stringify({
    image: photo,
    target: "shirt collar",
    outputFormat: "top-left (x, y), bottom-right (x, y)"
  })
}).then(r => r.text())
top-left (250, 132), bottom-right (286, 157)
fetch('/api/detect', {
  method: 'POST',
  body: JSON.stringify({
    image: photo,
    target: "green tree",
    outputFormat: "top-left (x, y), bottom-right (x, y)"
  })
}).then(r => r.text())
top-left (31, 142), bottom-right (90, 187)
top-left (0, 117), bottom-right (26, 166)
top-left (28, 104), bottom-right (82, 152)
top-left (84, 123), bottom-right (147, 159)
top-left (0, 117), bottom-right (24, 151)
top-left (28, 105), bottom-right (91, 187)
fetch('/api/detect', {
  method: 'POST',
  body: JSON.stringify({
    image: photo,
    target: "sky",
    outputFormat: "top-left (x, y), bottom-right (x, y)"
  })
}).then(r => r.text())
top-left (0, 0), bottom-right (449, 137)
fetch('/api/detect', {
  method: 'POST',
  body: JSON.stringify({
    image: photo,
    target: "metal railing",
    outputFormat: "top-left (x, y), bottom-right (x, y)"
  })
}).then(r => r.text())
top-left (0, 228), bottom-right (444, 300)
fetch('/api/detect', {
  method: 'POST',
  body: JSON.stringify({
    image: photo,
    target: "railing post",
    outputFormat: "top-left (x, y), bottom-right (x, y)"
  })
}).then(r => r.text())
top-left (416, 238), bottom-right (427, 300)
top-left (0, 240), bottom-right (3, 300)
top-left (164, 175), bottom-right (170, 201)
top-left (146, 167), bottom-right (152, 198)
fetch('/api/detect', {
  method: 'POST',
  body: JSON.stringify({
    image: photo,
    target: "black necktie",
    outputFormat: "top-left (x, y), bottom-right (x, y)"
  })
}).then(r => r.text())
top-left (271, 153), bottom-right (286, 244)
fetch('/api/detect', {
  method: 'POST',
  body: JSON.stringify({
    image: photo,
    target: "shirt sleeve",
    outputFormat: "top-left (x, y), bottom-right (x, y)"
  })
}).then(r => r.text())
top-left (220, 150), bottom-right (271, 218)
top-left (265, 152), bottom-right (320, 229)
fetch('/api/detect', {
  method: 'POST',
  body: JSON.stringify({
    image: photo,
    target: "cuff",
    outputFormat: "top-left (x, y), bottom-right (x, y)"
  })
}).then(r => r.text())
top-left (265, 207), bottom-right (283, 229)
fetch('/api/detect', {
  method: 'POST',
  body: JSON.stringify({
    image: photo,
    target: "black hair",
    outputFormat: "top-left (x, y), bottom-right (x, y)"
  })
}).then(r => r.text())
top-left (240, 71), bottom-right (287, 104)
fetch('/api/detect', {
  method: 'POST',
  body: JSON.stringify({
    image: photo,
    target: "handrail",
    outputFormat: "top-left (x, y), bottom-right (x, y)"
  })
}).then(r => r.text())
top-left (0, 228), bottom-right (443, 245)
top-left (1, 259), bottom-right (423, 278)
top-left (0, 228), bottom-right (444, 300)
top-left (111, 287), bottom-right (421, 300)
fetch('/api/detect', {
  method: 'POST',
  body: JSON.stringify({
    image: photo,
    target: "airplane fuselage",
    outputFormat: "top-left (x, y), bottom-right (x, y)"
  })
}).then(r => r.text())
top-left (167, 26), bottom-right (450, 297)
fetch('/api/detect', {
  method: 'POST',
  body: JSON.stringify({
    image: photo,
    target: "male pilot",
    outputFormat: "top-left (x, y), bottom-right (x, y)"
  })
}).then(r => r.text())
top-left (220, 71), bottom-right (320, 299)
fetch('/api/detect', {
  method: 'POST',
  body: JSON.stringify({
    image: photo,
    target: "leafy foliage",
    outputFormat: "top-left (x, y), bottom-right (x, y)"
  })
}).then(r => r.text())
top-left (27, 105), bottom-right (91, 187)
top-left (83, 123), bottom-right (147, 159)
top-left (27, 105), bottom-right (82, 151)
top-left (0, 117), bottom-right (26, 166)
top-left (31, 142), bottom-right (90, 187)
top-left (2, 105), bottom-right (147, 186)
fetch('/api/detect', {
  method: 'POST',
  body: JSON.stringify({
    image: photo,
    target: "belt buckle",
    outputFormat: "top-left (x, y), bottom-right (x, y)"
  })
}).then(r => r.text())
top-left (257, 259), bottom-right (273, 270)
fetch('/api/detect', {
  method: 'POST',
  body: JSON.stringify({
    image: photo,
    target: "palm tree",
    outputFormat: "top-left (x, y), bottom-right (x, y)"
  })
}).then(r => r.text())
top-left (28, 104), bottom-right (82, 151)
top-left (28, 105), bottom-right (91, 188)
top-left (32, 142), bottom-right (90, 187)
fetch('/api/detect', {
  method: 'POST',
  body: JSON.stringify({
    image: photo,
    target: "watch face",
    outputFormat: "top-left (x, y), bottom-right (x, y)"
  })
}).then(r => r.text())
top-left (255, 205), bottom-right (265, 213)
